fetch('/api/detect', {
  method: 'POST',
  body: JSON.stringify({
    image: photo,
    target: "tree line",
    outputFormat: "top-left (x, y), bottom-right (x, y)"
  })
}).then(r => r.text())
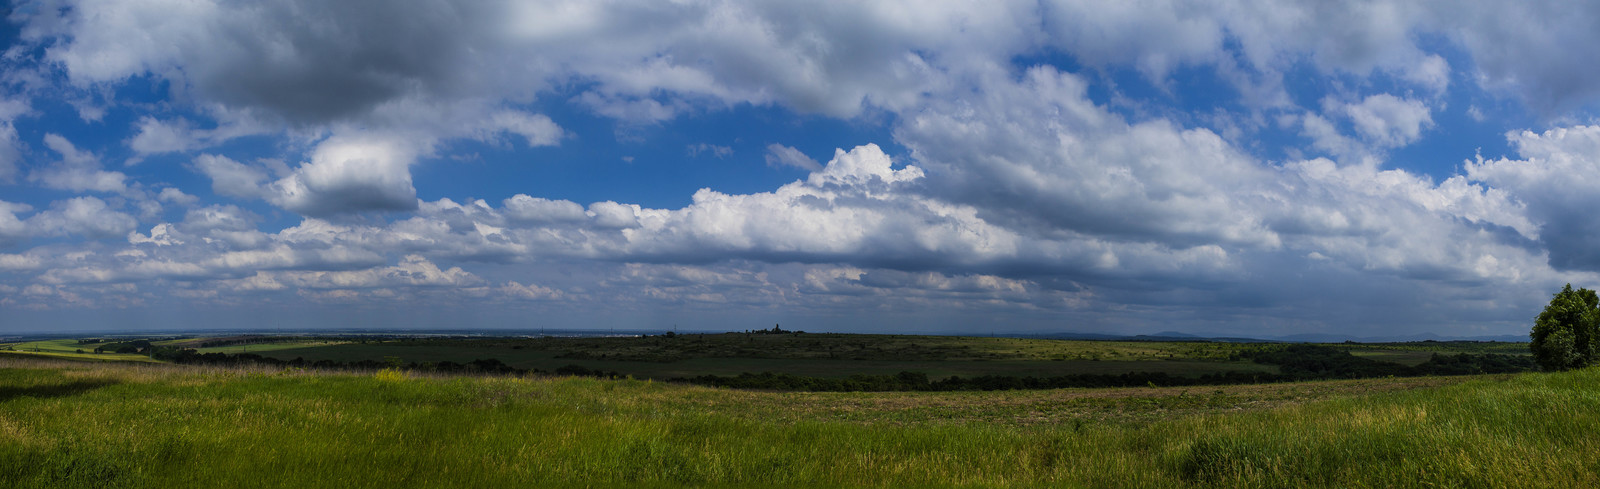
top-left (679, 345), bottom-right (1533, 392)
top-left (148, 347), bottom-right (625, 378)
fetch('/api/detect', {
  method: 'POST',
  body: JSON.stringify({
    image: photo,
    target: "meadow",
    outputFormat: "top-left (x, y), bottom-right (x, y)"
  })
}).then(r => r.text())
top-left (0, 354), bottom-right (1594, 488)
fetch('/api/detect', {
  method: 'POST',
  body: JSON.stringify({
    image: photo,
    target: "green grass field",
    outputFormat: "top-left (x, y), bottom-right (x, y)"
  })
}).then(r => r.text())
top-left (0, 355), bottom-right (1592, 488)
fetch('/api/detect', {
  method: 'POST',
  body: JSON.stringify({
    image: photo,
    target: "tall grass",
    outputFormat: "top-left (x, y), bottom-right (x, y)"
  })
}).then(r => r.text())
top-left (0, 357), bottom-right (1595, 488)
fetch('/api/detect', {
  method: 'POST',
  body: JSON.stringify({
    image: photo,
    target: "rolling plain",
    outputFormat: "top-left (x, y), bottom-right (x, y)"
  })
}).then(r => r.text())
top-left (0, 333), bottom-right (1584, 488)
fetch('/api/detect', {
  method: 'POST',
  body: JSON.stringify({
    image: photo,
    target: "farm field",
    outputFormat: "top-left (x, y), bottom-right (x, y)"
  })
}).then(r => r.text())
top-left (233, 333), bottom-right (1529, 381)
top-left (250, 341), bottom-right (1278, 379)
top-left (185, 340), bottom-right (352, 355)
top-left (1340, 341), bottom-right (1529, 366)
top-left (0, 337), bottom-right (348, 364)
top-left (0, 339), bottom-right (160, 363)
top-left (0, 355), bottom-right (1593, 488)
top-left (0, 333), bottom-right (1535, 393)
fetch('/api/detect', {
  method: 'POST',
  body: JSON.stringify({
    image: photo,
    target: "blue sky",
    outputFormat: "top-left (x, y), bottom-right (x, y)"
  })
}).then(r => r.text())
top-left (3, 1), bottom-right (1600, 337)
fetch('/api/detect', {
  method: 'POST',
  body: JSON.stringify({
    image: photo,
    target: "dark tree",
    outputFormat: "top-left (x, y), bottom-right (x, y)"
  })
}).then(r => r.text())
top-left (1530, 284), bottom-right (1600, 371)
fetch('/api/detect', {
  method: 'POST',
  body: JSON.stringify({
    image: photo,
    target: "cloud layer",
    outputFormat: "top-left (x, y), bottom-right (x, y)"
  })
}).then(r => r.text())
top-left (3, 1), bottom-right (1600, 336)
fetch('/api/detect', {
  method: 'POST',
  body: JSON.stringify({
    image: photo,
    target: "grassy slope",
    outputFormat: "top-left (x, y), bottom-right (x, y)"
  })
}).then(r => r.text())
top-left (1, 357), bottom-right (1593, 488)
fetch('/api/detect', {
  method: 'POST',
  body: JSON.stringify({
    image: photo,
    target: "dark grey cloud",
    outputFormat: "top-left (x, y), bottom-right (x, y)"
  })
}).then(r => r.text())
top-left (25, 1), bottom-right (1600, 129)
top-left (25, 0), bottom-right (1038, 129)
top-left (1428, 1), bottom-right (1600, 115)
top-left (79, 0), bottom-right (493, 125)
top-left (1468, 126), bottom-right (1600, 272)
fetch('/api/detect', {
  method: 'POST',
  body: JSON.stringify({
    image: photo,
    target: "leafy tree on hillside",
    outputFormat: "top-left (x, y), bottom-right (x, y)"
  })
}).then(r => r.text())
top-left (1530, 284), bottom-right (1600, 371)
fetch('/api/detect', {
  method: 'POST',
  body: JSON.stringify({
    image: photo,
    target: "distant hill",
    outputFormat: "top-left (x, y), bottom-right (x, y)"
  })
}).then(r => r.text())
top-left (1016, 331), bottom-right (1528, 343)
top-left (1147, 331), bottom-right (1199, 338)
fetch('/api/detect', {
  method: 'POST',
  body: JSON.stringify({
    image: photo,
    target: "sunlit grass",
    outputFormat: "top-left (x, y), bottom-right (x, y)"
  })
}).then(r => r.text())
top-left (0, 356), bottom-right (1594, 488)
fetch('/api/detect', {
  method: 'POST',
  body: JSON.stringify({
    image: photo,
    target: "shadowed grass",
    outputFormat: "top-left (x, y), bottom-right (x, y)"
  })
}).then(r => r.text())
top-left (0, 356), bottom-right (1594, 488)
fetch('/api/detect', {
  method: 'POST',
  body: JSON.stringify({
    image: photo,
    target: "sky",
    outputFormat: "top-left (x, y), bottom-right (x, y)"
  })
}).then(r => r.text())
top-left (2, 1), bottom-right (1600, 337)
